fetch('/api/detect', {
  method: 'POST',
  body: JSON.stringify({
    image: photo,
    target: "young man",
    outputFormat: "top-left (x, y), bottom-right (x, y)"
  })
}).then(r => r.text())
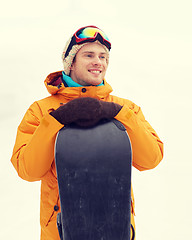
top-left (11, 26), bottom-right (164, 239)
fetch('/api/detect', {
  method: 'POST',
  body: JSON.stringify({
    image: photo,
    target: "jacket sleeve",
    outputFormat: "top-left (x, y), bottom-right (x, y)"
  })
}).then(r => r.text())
top-left (11, 102), bottom-right (64, 182)
top-left (115, 104), bottom-right (163, 171)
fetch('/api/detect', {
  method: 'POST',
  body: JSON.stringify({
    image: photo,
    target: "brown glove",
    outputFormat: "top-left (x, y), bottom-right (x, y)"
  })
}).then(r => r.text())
top-left (50, 97), bottom-right (122, 127)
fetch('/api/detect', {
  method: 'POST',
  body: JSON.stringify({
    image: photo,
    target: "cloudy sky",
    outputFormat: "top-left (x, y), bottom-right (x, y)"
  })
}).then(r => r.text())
top-left (1, 0), bottom-right (192, 239)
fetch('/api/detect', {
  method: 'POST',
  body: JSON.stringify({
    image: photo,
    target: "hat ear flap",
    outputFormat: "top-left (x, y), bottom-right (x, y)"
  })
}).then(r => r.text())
top-left (62, 44), bottom-right (86, 76)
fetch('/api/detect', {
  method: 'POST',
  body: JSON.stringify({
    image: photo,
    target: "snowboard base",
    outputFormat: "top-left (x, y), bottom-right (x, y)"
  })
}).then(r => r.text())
top-left (55, 120), bottom-right (132, 240)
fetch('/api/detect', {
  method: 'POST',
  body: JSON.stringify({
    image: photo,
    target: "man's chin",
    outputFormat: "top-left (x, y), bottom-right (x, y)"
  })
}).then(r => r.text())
top-left (89, 79), bottom-right (103, 86)
top-left (78, 77), bottom-right (103, 86)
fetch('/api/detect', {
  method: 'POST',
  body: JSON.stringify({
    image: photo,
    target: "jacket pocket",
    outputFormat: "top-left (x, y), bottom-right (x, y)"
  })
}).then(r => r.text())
top-left (45, 207), bottom-right (57, 227)
top-left (45, 198), bottom-right (60, 227)
top-left (40, 171), bottom-right (60, 227)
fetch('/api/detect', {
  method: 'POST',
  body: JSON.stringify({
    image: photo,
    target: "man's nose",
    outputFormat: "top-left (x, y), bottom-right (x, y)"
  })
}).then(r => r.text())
top-left (92, 56), bottom-right (102, 65)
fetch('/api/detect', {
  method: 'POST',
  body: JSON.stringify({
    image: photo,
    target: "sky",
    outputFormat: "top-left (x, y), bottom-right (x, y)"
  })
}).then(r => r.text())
top-left (1, 0), bottom-right (192, 239)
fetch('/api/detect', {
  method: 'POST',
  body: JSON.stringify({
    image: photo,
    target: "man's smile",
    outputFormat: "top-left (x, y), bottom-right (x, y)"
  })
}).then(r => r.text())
top-left (88, 69), bottom-right (102, 74)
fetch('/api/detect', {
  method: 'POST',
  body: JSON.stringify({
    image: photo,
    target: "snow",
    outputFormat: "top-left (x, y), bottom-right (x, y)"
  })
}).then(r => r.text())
top-left (1, 0), bottom-right (192, 239)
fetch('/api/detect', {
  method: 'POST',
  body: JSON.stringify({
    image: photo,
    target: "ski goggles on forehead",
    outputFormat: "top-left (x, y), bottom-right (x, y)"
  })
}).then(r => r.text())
top-left (64, 26), bottom-right (111, 58)
top-left (75, 26), bottom-right (111, 47)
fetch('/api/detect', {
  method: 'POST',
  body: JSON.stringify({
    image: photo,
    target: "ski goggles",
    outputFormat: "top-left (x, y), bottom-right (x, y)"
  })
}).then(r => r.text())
top-left (64, 26), bottom-right (111, 58)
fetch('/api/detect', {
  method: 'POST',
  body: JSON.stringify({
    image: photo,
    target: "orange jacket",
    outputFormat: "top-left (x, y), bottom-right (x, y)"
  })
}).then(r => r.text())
top-left (11, 71), bottom-right (163, 240)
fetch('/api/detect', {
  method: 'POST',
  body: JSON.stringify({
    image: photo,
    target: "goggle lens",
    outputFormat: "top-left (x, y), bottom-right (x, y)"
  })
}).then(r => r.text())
top-left (76, 27), bottom-right (110, 42)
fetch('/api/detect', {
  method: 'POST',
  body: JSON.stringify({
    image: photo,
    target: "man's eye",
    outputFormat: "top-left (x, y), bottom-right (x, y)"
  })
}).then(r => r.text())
top-left (86, 54), bottom-right (92, 57)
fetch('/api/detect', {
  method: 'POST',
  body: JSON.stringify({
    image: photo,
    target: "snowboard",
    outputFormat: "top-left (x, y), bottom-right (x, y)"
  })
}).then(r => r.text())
top-left (55, 119), bottom-right (132, 240)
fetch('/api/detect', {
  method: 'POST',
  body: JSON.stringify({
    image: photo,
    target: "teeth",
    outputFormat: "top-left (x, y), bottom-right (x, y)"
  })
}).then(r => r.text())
top-left (90, 70), bottom-right (100, 73)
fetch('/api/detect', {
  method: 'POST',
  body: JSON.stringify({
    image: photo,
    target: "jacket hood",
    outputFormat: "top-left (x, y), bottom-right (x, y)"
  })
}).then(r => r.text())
top-left (44, 71), bottom-right (113, 100)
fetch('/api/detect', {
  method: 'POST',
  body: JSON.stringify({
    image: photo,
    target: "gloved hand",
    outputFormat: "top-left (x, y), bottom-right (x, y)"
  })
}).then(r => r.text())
top-left (50, 97), bottom-right (122, 127)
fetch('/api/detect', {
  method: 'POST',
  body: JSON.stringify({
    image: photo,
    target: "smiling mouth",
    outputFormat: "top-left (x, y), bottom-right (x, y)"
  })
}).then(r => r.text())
top-left (88, 70), bottom-right (101, 74)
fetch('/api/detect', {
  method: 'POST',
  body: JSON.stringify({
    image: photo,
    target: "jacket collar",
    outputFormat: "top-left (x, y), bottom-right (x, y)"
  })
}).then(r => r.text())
top-left (44, 71), bottom-right (113, 100)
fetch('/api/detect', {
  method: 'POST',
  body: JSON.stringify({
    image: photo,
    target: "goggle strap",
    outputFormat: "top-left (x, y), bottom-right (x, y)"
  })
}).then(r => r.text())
top-left (64, 36), bottom-right (77, 58)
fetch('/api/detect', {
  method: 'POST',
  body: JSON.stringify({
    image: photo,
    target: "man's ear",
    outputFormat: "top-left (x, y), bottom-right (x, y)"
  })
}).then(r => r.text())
top-left (70, 63), bottom-right (74, 71)
top-left (70, 55), bottom-right (76, 71)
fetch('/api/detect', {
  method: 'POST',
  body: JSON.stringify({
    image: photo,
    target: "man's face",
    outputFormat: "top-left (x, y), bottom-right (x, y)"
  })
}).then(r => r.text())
top-left (70, 42), bottom-right (108, 86)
